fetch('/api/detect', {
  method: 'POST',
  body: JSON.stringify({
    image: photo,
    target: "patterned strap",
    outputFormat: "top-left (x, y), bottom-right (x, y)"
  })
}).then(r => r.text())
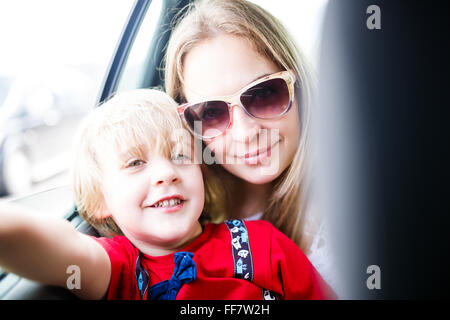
top-left (224, 219), bottom-right (254, 281)
top-left (135, 255), bottom-right (149, 299)
top-left (225, 219), bottom-right (278, 300)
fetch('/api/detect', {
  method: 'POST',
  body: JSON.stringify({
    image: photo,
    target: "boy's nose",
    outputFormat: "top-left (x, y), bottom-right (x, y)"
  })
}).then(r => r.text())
top-left (154, 173), bottom-right (179, 186)
top-left (151, 158), bottom-right (180, 186)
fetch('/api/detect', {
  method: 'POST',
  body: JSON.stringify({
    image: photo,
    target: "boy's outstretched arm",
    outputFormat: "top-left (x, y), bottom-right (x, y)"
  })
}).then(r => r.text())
top-left (0, 203), bottom-right (110, 300)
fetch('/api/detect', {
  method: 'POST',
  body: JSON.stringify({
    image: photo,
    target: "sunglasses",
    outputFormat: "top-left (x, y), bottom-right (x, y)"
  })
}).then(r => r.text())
top-left (177, 70), bottom-right (296, 139)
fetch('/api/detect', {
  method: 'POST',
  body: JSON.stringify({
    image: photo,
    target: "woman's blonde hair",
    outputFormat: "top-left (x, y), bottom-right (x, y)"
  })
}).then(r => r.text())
top-left (164, 0), bottom-right (317, 253)
top-left (72, 89), bottom-right (225, 236)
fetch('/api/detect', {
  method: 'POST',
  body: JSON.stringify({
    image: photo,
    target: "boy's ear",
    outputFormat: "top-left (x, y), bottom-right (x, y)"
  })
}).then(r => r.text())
top-left (96, 199), bottom-right (112, 220)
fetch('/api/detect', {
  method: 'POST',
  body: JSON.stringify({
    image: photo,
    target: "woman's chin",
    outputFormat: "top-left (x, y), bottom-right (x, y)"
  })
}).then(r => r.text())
top-left (222, 162), bottom-right (283, 185)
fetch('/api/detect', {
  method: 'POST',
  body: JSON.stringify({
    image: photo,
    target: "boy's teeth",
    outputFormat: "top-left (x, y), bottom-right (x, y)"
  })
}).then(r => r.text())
top-left (153, 198), bottom-right (182, 207)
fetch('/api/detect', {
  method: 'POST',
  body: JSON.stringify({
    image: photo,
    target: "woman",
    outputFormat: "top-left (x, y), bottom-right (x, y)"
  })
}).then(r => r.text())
top-left (164, 0), bottom-right (334, 290)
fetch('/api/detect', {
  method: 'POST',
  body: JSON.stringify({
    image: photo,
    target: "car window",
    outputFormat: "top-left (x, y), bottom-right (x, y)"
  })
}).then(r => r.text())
top-left (0, 0), bottom-right (135, 202)
top-left (0, 77), bottom-right (13, 106)
top-left (113, 0), bottom-right (328, 94)
top-left (250, 0), bottom-right (329, 69)
top-left (116, 0), bottom-right (164, 92)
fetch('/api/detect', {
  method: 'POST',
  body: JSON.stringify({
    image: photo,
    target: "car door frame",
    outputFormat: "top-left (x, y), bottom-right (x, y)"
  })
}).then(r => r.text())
top-left (97, 0), bottom-right (192, 104)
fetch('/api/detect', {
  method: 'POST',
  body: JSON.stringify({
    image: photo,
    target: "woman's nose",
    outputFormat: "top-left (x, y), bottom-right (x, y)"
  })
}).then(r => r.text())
top-left (229, 104), bottom-right (260, 143)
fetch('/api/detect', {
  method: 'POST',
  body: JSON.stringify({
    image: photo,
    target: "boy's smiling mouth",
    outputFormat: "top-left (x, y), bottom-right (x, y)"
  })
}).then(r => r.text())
top-left (151, 198), bottom-right (183, 208)
top-left (145, 195), bottom-right (186, 211)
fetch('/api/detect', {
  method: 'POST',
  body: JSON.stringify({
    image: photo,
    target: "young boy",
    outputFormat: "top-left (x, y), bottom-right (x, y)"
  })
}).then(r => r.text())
top-left (0, 89), bottom-right (334, 300)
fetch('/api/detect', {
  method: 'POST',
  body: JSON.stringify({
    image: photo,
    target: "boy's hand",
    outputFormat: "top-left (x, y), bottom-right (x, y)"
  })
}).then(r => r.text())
top-left (0, 203), bottom-right (110, 299)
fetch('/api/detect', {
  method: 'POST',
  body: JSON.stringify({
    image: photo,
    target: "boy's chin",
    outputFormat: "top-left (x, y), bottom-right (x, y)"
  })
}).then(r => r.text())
top-left (149, 221), bottom-right (201, 245)
top-left (151, 230), bottom-right (198, 250)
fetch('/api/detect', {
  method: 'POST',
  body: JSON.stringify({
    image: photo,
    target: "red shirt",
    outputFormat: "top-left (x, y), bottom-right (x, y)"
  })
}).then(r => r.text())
top-left (94, 220), bottom-right (335, 300)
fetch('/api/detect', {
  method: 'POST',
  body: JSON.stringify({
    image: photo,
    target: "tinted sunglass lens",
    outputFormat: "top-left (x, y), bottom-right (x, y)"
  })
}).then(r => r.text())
top-left (184, 100), bottom-right (230, 138)
top-left (240, 78), bottom-right (290, 118)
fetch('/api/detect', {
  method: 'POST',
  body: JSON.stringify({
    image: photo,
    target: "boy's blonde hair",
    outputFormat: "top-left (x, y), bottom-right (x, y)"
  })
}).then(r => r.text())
top-left (72, 89), bottom-right (225, 236)
top-left (164, 0), bottom-right (317, 253)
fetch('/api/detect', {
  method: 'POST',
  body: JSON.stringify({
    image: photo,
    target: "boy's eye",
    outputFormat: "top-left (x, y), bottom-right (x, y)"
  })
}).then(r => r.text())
top-left (125, 159), bottom-right (145, 168)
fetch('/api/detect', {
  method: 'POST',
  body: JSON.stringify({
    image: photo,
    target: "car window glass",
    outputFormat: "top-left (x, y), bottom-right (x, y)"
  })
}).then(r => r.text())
top-left (115, 0), bottom-right (163, 93)
top-left (114, 0), bottom-right (328, 95)
top-left (0, 77), bottom-right (13, 106)
top-left (0, 0), bottom-right (134, 202)
top-left (250, 0), bottom-right (329, 69)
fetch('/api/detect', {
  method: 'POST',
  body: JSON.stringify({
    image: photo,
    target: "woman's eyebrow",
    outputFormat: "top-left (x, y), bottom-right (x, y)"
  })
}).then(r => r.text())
top-left (184, 73), bottom-right (273, 100)
top-left (247, 73), bottom-right (271, 86)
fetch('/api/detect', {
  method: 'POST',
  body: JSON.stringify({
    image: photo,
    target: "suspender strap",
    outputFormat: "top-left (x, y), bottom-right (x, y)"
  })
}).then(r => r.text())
top-left (225, 219), bottom-right (254, 281)
top-left (225, 219), bottom-right (278, 300)
top-left (135, 255), bottom-right (149, 299)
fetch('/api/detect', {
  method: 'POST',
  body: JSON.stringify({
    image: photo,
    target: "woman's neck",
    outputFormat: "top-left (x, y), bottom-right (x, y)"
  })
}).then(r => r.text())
top-left (231, 180), bottom-right (272, 219)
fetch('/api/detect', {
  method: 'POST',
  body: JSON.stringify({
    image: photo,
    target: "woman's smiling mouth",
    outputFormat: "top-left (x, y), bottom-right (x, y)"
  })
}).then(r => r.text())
top-left (240, 140), bottom-right (280, 165)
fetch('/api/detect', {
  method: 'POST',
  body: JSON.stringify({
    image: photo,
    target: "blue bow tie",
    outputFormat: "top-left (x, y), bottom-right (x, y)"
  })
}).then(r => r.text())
top-left (148, 252), bottom-right (197, 300)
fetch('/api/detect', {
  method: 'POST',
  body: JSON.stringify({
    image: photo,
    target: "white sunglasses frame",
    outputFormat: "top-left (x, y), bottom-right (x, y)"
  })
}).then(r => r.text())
top-left (177, 70), bottom-right (296, 140)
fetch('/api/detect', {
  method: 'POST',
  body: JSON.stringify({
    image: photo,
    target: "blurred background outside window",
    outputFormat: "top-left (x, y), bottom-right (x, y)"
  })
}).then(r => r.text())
top-left (0, 0), bottom-right (134, 200)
